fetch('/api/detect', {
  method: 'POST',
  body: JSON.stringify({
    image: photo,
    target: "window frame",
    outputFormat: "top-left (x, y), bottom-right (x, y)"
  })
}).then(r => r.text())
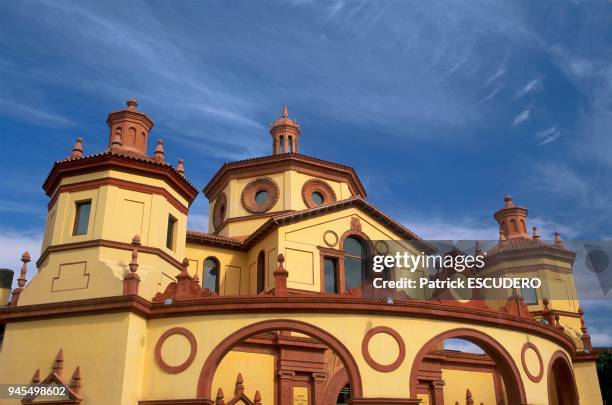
top-left (72, 199), bottom-right (92, 236)
top-left (319, 230), bottom-right (372, 294)
top-left (166, 214), bottom-right (178, 251)
top-left (203, 256), bottom-right (220, 293)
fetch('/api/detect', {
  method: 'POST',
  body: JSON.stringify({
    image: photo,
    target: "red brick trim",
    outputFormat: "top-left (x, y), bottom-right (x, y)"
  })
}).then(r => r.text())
top-left (521, 342), bottom-right (543, 382)
top-left (361, 326), bottom-right (406, 372)
top-left (140, 400), bottom-right (213, 405)
top-left (154, 327), bottom-right (197, 374)
top-left (48, 177), bottom-right (189, 214)
top-left (36, 239), bottom-right (183, 271)
top-left (349, 399), bottom-right (420, 404)
top-left (202, 153), bottom-right (366, 200)
top-left (0, 296), bottom-right (577, 358)
top-left (196, 319), bottom-right (363, 400)
top-left (240, 177), bottom-right (279, 213)
top-left (409, 328), bottom-right (527, 405)
top-left (301, 179), bottom-right (337, 208)
top-left (547, 350), bottom-right (579, 405)
top-left (43, 152), bottom-right (198, 203)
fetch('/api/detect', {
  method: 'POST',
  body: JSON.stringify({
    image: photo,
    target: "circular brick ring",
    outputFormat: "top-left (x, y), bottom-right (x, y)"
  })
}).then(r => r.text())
top-left (362, 326), bottom-right (406, 372)
top-left (155, 327), bottom-right (197, 374)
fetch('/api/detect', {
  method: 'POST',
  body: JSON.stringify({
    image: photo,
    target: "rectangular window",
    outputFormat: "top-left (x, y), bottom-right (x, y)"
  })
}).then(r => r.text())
top-left (521, 287), bottom-right (538, 305)
top-left (166, 215), bottom-right (177, 250)
top-left (323, 257), bottom-right (338, 293)
top-left (73, 200), bottom-right (91, 236)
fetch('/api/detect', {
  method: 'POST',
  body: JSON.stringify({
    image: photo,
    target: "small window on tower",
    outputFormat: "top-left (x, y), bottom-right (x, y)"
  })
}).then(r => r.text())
top-left (166, 215), bottom-right (177, 250)
top-left (73, 200), bottom-right (92, 236)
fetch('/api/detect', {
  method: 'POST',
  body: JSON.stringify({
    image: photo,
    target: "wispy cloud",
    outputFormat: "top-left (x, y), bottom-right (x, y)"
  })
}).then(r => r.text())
top-left (515, 79), bottom-right (542, 99)
top-left (402, 216), bottom-right (499, 241)
top-left (512, 109), bottom-right (530, 126)
top-left (535, 126), bottom-right (561, 145)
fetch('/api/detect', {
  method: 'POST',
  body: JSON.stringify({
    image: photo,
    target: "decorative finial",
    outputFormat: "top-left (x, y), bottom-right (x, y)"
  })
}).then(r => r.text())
top-left (123, 235), bottom-right (141, 295)
top-left (466, 388), bottom-right (474, 405)
top-left (532, 226), bottom-right (540, 240)
top-left (235, 373), bottom-right (245, 395)
top-left (273, 254), bottom-right (289, 297)
top-left (126, 98), bottom-right (138, 111)
top-left (554, 232), bottom-right (562, 244)
top-left (18, 251), bottom-right (30, 288)
top-left (154, 139), bottom-right (165, 162)
top-left (70, 366), bottom-right (81, 394)
top-left (504, 195), bottom-right (514, 207)
top-left (282, 104), bottom-right (288, 118)
top-left (181, 257), bottom-right (190, 276)
top-left (71, 137), bottom-right (84, 159)
top-left (254, 390), bottom-right (262, 405)
top-left (215, 388), bottom-right (225, 405)
top-left (53, 349), bottom-right (64, 376)
top-left (31, 369), bottom-right (40, 384)
top-left (177, 159), bottom-right (185, 177)
top-left (474, 241), bottom-right (482, 256)
top-left (129, 235), bottom-right (140, 273)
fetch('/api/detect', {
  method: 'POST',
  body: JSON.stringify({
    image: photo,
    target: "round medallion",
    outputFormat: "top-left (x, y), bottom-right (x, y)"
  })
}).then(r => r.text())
top-left (375, 241), bottom-right (389, 255)
top-left (301, 179), bottom-right (337, 208)
top-left (362, 326), bottom-right (406, 372)
top-left (155, 327), bottom-right (197, 374)
top-left (241, 177), bottom-right (279, 213)
top-left (212, 193), bottom-right (227, 230)
top-left (323, 230), bottom-right (339, 247)
top-left (521, 342), bottom-right (543, 382)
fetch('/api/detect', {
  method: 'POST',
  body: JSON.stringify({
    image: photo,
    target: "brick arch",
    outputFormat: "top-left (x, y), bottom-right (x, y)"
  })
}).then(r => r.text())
top-left (197, 319), bottom-right (363, 399)
top-left (409, 328), bottom-right (527, 404)
top-left (547, 350), bottom-right (579, 405)
top-left (323, 368), bottom-right (349, 405)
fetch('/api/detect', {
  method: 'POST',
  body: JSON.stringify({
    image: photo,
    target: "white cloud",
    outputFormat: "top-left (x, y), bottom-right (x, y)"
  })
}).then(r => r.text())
top-left (512, 109), bottom-right (530, 126)
top-left (515, 79), bottom-right (542, 99)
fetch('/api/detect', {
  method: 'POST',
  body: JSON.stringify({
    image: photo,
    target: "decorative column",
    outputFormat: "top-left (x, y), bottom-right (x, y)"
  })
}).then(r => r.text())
top-left (578, 307), bottom-right (593, 351)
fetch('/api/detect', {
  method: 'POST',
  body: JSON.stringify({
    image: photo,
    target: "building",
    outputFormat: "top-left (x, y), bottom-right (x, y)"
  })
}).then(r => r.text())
top-left (0, 100), bottom-right (603, 405)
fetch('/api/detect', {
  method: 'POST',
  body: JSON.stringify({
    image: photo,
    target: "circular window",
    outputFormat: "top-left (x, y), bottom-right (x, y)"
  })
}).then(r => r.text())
top-left (311, 191), bottom-right (324, 206)
top-left (255, 190), bottom-right (269, 204)
top-left (241, 177), bottom-right (279, 213)
top-left (301, 179), bottom-right (337, 208)
top-left (212, 193), bottom-right (227, 230)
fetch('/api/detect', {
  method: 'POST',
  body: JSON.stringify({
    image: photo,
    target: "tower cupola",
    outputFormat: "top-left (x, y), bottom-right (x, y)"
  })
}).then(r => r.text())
top-left (106, 98), bottom-right (154, 156)
top-left (270, 105), bottom-right (300, 155)
top-left (494, 195), bottom-right (530, 239)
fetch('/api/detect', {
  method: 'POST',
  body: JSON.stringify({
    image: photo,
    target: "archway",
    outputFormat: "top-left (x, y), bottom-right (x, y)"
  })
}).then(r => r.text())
top-left (409, 328), bottom-right (527, 405)
top-left (197, 319), bottom-right (363, 400)
top-left (547, 351), bottom-right (579, 405)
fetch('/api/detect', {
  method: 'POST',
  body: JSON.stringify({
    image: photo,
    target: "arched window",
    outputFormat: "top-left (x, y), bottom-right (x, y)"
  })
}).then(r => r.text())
top-left (257, 250), bottom-right (265, 294)
top-left (511, 219), bottom-right (518, 233)
top-left (203, 257), bottom-right (219, 293)
top-left (343, 236), bottom-right (367, 290)
top-left (521, 219), bottom-right (527, 233)
top-left (279, 136), bottom-right (285, 153)
top-left (288, 136), bottom-right (293, 153)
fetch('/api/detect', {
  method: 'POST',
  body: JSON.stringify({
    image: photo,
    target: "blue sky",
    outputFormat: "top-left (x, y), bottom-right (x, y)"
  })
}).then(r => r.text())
top-left (1, 1), bottom-right (611, 345)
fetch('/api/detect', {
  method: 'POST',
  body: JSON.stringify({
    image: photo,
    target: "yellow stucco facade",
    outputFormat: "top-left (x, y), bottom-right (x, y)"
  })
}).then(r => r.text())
top-left (0, 101), bottom-right (603, 405)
